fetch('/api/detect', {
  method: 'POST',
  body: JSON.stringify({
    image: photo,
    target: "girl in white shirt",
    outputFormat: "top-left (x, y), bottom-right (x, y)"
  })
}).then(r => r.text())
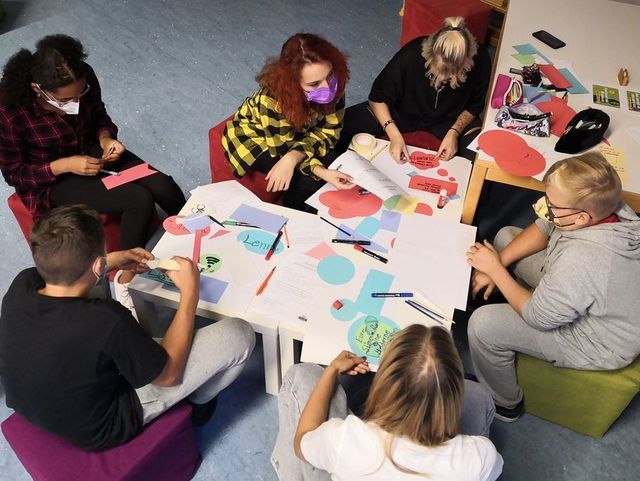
top-left (271, 324), bottom-right (503, 481)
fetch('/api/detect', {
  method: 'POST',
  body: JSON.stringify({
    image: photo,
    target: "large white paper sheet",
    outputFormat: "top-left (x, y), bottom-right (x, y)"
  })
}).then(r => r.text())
top-left (388, 215), bottom-right (476, 311)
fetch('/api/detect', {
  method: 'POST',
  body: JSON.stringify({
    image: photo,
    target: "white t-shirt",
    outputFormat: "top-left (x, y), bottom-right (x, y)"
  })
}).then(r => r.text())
top-left (301, 415), bottom-right (503, 481)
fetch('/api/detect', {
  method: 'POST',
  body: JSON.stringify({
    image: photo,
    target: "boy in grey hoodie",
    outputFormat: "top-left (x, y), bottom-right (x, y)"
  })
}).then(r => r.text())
top-left (466, 153), bottom-right (640, 422)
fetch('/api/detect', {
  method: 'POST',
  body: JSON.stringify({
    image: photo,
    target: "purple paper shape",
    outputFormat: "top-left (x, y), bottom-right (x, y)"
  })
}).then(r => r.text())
top-left (180, 213), bottom-right (214, 233)
top-left (336, 224), bottom-right (388, 254)
top-left (379, 210), bottom-right (401, 232)
top-left (230, 204), bottom-right (288, 234)
top-left (163, 275), bottom-right (228, 304)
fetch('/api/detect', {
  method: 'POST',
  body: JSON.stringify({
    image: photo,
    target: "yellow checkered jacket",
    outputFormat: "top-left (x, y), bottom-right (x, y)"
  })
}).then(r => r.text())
top-left (222, 88), bottom-right (345, 177)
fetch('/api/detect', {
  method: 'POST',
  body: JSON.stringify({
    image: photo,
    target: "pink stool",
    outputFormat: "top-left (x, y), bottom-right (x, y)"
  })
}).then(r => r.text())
top-left (400, 0), bottom-right (492, 46)
top-left (1, 403), bottom-right (201, 481)
top-left (208, 116), bottom-right (284, 205)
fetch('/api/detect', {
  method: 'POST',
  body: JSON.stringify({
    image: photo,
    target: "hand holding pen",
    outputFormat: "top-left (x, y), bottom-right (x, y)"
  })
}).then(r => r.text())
top-left (100, 139), bottom-right (126, 161)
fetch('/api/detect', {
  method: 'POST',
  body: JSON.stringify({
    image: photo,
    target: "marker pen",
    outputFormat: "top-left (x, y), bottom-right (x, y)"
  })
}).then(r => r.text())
top-left (354, 244), bottom-right (388, 264)
top-left (332, 239), bottom-right (371, 246)
top-left (371, 292), bottom-right (413, 298)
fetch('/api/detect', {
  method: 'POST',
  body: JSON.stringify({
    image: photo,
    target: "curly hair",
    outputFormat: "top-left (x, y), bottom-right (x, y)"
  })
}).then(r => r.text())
top-left (0, 34), bottom-right (88, 108)
top-left (256, 33), bottom-right (349, 131)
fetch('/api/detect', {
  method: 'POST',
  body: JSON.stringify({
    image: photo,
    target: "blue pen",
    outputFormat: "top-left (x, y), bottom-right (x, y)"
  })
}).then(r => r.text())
top-left (371, 292), bottom-right (413, 298)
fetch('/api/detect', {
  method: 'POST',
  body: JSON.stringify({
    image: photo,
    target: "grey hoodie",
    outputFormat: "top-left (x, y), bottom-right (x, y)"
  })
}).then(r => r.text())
top-left (522, 203), bottom-right (640, 370)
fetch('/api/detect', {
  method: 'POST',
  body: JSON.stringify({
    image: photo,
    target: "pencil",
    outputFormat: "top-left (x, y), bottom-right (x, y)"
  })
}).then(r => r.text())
top-left (405, 300), bottom-right (444, 325)
top-left (256, 266), bottom-right (277, 296)
top-left (320, 216), bottom-right (352, 236)
top-left (283, 225), bottom-right (290, 248)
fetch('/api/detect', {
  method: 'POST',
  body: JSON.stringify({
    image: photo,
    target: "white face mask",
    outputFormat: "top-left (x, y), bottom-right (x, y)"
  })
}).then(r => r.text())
top-left (44, 97), bottom-right (80, 115)
top-left (36, 84), bottom-right (81, 115)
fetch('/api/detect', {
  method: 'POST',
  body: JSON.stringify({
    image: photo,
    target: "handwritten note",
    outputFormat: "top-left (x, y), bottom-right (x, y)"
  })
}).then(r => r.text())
top-left (598, 145), bottom-right (628, 183)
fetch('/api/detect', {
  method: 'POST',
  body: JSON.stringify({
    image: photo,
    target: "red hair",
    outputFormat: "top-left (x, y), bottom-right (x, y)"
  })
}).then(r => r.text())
top-left (256, 33), bottom-right (349, 131)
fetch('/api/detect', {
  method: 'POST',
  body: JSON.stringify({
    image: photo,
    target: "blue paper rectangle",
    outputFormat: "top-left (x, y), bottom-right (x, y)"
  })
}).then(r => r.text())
top-left (513, 43), bottom-right (552, 64)
top-left (163, 275), bottom-right (228, 304)
top-left (181, 212), bottom-right (214, 233)
top-left (379, 210), bottom-right (401, 232)
top-left (558, 68), bottom-right (589, 94)
top-left (523, 85), bottom-right (552, 104)
top-left (230, 204), bottom-right (288, 234)
top-left (356, 217), bottom-right (380, 238)
top-left (355, 269), bottom-right (395, 316)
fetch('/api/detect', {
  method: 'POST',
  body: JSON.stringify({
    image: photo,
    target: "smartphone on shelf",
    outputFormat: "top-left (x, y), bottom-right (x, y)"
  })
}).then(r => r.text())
top-left (532, 30), bottom-right (566, 49)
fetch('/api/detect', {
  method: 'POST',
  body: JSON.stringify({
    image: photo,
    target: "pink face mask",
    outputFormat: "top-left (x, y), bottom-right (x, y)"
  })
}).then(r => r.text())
top-left (305, 75), bottom-right (338, 104)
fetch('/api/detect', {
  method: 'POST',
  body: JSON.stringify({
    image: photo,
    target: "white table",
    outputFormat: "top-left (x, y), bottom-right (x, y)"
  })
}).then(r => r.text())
top-left (128, 188), bottom-right (315, 396)
top-left (461, 0), bottom-right (640, 224)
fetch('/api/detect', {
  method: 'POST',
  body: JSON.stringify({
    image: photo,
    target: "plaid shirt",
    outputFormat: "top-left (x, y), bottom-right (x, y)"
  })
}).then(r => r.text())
top-left (222, 88), bottom-right (344, 177)
top-left (0, 63), bottom-right (118, 219)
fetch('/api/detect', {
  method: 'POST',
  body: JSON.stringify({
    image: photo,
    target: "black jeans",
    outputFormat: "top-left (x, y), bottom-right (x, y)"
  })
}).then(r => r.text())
top-left (335, 101), bottom-right (481, 161)
top-left (251, 149), bottom-right (337, 212)
top-left (50, 148), bottom-right (186, 249)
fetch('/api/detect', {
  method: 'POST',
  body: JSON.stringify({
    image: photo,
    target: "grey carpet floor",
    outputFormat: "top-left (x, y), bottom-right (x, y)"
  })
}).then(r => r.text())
top-left (0, 1), bottom-right (638, 480)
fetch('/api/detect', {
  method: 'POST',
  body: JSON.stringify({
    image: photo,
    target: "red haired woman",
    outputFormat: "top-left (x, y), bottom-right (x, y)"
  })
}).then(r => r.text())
top-left (223, 33), bottom-right (354, 211)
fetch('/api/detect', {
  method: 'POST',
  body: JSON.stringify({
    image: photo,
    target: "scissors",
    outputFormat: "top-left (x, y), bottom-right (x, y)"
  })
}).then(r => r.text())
top-left (190, 203), bottom-right (225, 228)
top-left (191, 203), bottom-right (206, 214)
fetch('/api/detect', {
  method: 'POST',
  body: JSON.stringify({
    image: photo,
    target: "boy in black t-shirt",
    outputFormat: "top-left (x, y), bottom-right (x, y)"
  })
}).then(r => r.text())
top-left (0, 205), bottom-right (255, 451)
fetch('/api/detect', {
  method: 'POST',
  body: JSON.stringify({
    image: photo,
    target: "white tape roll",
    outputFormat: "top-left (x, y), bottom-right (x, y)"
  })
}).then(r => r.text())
top-left (350, 133), bottom-right (377, 156)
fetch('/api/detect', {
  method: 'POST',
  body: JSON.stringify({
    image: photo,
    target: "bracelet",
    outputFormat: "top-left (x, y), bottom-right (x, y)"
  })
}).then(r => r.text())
top-left (382, 119), bottom-right (395, 132)
top-left (449, 126), bottom-right (461, 136)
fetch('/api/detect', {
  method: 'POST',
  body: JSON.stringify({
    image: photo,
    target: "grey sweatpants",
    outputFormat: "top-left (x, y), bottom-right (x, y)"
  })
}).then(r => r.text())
top-left (135, 318), bottom-right (256, 424)
top-left (271, 363), bottom-right (496, 481)
top-left (468, 227), bottom-right (567, 408)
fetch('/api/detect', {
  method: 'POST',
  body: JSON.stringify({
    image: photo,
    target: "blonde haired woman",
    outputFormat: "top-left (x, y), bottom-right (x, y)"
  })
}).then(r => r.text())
top-left (271, 325), bottom-right (503, 480)
top-left (336, 17), bottom-right (491, 162)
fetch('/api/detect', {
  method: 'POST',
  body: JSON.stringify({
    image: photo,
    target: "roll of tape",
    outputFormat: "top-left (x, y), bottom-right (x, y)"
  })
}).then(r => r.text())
top-left (350, 133), bottom-right (376, 156)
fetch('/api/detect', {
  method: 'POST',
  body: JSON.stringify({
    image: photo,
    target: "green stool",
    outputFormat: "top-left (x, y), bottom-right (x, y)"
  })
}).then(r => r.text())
top-left (517, 353), bottom-right (640, 438)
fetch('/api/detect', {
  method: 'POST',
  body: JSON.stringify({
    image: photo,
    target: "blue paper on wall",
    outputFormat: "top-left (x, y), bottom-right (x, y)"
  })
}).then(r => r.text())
top-left (163, 275), bottom-right (228, 304)
top-left (230, 204), bottom-right (288, 234)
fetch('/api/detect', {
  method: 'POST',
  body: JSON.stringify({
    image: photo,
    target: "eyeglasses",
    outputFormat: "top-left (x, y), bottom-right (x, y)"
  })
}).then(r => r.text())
top-left (38, 82), bottom-right (91, 105)
top-left (544, 195), bottom-right (587, 226)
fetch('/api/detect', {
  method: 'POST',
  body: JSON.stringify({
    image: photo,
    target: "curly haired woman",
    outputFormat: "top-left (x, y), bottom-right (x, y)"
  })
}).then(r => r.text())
top-left (223, 33), bottom-right (355, 210)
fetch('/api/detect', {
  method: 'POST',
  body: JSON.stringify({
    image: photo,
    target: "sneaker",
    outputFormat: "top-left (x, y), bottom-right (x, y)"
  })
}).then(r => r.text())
top-left (113, 270), bottom-right (138, 320)
top-left (494, 400), bottom-right (524, 423)
top-left (189, 397), bottom-right (218, 427)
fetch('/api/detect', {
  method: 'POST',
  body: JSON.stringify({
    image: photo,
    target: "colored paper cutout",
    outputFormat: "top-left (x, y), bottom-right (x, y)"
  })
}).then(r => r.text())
top-left (317, 255), bottom-right (356, 285)
top-left (318, 187), bottom-right (382, 219)
top-left (348, 314), bottom-right (400, 362)
top-left (407, 170), bottom-right (419, 177)
top-left (448, 176), bottom-right (455, 181)
top-left (230, 204), bottom-right (288, 234)
top-left (536, 96), bottom-right (577, 137)
top-left (199, 253), bottom-right (223, 273)
top-left (209, 229), bottom-right (232, 239)
top-left (237, 230), bottom-right (285, 256)
top-left (192, 228), bottom-right (207, 263)
top-left (523, 85), bottom-right (552, 105)
top-left (477, 130), bottom-right (546, 177)
top-left (437, 168), bottom-right (448, 176)
top-left (558, 68), bottom-right (588, 95)
top-left (383, 194), bottom-right (419, 214)
top-left (538, 64), bottom-right (571, 89)
top-left (163, 275), bottom-right (228, 304)
top-left (513, 43), bottom-right (551, 64)
top-left (409, 151), bottom-right (439, 170)
top-left (305, 242), bottom-right (337, 260)
top-left (408, 176), bottom-right (459, 196)
top-left (356, 217), bottom-right (380, 238)
top-left (163, 216), bottom-right (190, 236)
top-left (512, 53), bottom-right (535, 65)
top-left (102, 162), bottom-right (159, 190)
top-left (379, 210), bottom-right (401, 232)
top-left (329, 268), bottom-right (395, 322)
top-left (415, 203), bottom-right (433, 216)
top-left (180, 212), bottom-right (214, 233)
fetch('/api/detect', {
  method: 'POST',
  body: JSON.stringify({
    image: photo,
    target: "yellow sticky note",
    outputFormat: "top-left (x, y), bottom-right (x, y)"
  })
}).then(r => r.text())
top-left (383, 194), bottom-right (420, 214)
top-left (598, 145), bottom-right (628, 183)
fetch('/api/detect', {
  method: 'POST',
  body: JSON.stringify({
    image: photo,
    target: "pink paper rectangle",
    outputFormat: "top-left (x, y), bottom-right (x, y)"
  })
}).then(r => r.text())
top-left (101, 162), bottom-right (159, 190)
top-left (305, 242), bottom-right (337, 260)
top-left (538, 64), bottom-right (571, 89)
top-left (408, 176), bottom-right (458, 196)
